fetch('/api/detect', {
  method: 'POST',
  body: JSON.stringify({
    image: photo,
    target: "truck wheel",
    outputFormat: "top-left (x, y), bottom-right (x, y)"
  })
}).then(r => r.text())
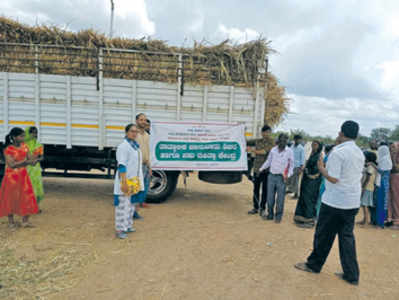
top-left (146, 171), bottom-right (179, 203)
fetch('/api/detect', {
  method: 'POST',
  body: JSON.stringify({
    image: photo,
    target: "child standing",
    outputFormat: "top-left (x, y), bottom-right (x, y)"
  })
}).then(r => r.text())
top-left (358, 151), bottom-right (378, 225)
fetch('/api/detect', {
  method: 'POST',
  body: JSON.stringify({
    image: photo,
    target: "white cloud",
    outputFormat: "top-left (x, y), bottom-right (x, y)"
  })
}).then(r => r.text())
top-left (113, 0), bottom-right (155, 36)
top-left (376, 60), bottom-right (399, 97)
top-left (188, 13), bottom-right (204, 33)
top-left (277, 94), bottom-right (399, 137)
top-left (217, 24), bottom-right (259, 43)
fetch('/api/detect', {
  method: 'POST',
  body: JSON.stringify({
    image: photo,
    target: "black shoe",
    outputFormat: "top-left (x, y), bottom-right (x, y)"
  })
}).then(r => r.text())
top-left (385, 221), bottom-right (393, 227)
top-left (274, 218), bottom-right (282, 224)
top-left (296, 222), bottom-right (314, 228)
top-left (263, 214), bottom-right (274, 221)
top-left (259, 209), bottom-right (265, 216)
top-left (248, 208), bottom-right (258, 215)
top-left (334, 273), bottom-right (359, 286)
top-left (294, 262), bottom-right (319, 274)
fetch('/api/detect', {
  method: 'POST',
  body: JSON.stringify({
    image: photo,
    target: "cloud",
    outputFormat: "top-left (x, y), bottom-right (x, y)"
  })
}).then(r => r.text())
top-left (271, 20), bottom-right (383, 100)
top-left (277, 94), bottom-right (399, 137)
top-left (216, 24), bottom-right (259, 43)
top-left (0, 0), bottom-right (155, 38)
top-left (2, 0), bottom-right (399, 136)
top-left (112, 0), bottom-right (155, 36)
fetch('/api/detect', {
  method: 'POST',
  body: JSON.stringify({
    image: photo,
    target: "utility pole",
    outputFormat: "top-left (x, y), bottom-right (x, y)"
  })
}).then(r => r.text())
top-left (109, 0), bottom-right (115, 38)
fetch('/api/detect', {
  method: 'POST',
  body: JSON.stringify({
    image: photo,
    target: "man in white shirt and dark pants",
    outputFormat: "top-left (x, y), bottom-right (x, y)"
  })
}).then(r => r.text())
top-left (295, 121), bottom-right (364, 286)
top-left (260, 133), bottom-right (294, 223)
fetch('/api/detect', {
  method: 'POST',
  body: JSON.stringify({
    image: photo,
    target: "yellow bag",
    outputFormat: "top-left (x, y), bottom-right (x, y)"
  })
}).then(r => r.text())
top-left (126, 176), bottom-right (141, 195)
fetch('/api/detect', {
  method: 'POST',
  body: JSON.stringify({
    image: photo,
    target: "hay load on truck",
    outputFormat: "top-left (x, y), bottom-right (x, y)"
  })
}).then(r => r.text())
top-left (0, 18), bottom-right (288, 203)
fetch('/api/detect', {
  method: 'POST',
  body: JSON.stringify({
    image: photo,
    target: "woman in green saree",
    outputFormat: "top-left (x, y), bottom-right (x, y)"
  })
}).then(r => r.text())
top-left (25, 127), bottom-right (44, 209)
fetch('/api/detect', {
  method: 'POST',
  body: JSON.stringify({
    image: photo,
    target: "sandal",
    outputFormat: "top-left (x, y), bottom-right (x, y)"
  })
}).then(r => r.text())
top-left (21, 222), bottom-right (35, 228)
top-left (8, 223), bottom-right (17, 230)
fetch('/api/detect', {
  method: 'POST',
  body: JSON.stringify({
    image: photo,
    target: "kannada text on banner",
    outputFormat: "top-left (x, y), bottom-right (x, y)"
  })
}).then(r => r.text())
top-left (150, 122), bottom-right (248, 171)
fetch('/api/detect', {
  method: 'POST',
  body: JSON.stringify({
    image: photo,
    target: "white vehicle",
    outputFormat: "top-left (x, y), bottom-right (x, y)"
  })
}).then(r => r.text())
top-left (0, 43), bottom-right (267, 202)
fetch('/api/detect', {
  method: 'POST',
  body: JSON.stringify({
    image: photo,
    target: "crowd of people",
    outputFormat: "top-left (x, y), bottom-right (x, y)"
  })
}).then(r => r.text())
top-left (247, 124), bottom-right (399, 231)
top-left (246, 120), bottom-right (399, 285)
top-left (1, 116), bottom-right (399, 286)
top-left (0, 114), bottom-right (152, 239)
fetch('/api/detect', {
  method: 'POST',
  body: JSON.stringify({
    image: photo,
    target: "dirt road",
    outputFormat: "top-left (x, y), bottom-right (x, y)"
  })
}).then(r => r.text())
top-left (1, 175), bottom-right (399, 299)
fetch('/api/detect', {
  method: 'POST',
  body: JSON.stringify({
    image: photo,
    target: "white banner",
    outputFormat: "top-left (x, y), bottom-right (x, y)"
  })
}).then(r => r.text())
top-left (150, 122), bottom-right (248, 171)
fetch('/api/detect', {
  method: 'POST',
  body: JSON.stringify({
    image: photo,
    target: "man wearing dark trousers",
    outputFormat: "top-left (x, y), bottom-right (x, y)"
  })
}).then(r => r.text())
top-left (247, 125), bottom-right (274, 216)
top-left (259, 133), bottom-right (294, 223)
top-left (295, 120), bottom-right (364, 286)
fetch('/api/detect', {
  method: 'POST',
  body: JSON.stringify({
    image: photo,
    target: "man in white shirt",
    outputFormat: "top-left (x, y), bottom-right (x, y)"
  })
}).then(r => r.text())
top-left (259, 133), bottom-right (294, 223)
top-left (295, 120), bottom-right (364, 286)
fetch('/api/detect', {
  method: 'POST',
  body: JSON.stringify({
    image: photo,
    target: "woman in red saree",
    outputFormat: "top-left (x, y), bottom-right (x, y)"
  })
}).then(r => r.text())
top-left (0, 127), bottom-right (39, 228)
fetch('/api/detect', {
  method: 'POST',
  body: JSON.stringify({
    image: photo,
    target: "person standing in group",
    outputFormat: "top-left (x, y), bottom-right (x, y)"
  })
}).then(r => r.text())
top-left (287, 135), bottom-right (305, 199)
top-left (357, 151), bottom-right (378, 226)
top-left (388, 142), bottom-right (399, 230)
top-left (25, 127), bottom-right (44, 212)
top-left (368, 140), bottom-right (379, 225)
top-left (114, 124), bottom-right (144, 239)
top-left (0, 127), bottom-right (39, 228)
top-left (259, 133), bottom-right (294, 223)
top-left (247, 125), bottom-right (274, 216)
top-left (145, 119), bottom-right (151, 135)
top-left (295, 120), bottom-right (364, 286)
top-left (376, 142), bottom-right (392, 228)
top-left (135, 113), bottom-right (152, 218)
top-left (293, 140), bottom-right (323, 228)
top-left (369, 140), bottom-right (378, 156)
top-left (315, 144), bottom-right (334, 219)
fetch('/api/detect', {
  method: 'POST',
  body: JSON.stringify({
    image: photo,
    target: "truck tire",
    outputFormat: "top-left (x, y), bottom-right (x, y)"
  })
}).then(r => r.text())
top-left (198, 171), bottom-right (242, 184)
top-left (146, 170), bottom-right (179, 203)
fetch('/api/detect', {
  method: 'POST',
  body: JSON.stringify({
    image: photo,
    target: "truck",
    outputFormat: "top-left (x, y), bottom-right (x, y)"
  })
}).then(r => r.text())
top-left (0, 42), bottom-right (267, 203)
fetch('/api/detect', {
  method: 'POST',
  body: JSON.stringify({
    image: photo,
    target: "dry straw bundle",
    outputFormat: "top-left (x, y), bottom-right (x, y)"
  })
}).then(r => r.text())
top-left (0, 17), bottom-right (288, 125)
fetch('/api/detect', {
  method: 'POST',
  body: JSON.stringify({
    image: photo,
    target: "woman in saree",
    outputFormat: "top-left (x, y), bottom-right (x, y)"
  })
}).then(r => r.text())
top-left (388, 142), bottom-right (399, 229)
top-left (114, 124), bottom-right (145, 239)
top-left (25, 127), bottom-right (44, 210)
top-left (376, 143), bottom-right (392, 228)
top-left (0, 127), bottom-right (39, 228)
top-left (294, 140), bottom-right (323, 228)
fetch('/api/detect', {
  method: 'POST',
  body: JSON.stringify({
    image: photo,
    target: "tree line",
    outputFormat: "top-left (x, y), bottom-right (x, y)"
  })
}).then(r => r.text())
top-left (272, 125), bottom-right (399, 149)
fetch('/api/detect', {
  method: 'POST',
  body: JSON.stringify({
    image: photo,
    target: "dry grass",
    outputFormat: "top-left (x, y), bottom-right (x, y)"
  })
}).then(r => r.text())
top-left (0, 228), bottom-right (95, 299)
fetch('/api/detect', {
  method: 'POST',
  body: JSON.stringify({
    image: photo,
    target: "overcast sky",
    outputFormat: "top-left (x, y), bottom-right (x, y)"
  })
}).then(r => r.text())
top-left (2, 0), bottom-right (399, 137)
